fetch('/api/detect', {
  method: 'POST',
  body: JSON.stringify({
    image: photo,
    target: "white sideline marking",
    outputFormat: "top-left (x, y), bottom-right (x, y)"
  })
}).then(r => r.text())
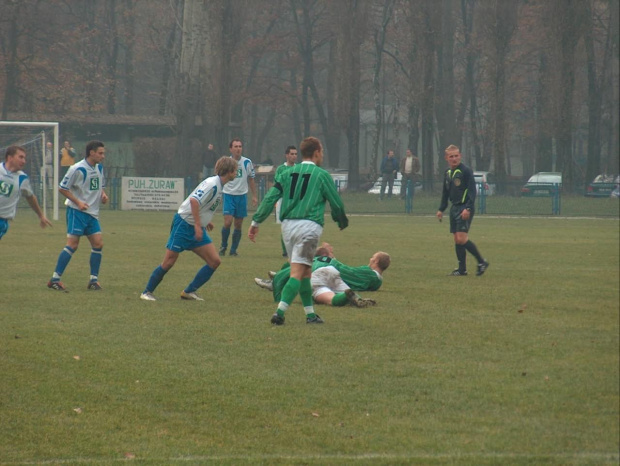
top-left (6, 452), bottom-right (619, 464)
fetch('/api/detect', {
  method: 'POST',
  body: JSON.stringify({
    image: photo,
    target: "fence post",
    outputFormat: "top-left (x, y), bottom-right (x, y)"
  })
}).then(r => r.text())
top-left (478, 183), bottom-right (487, 214)
top-left (405, 180), bottom-right (413, 213)
top-left (109, 177), bottom-right (119, 210)
top-left (552, 184), bottom-right (561, 215)
top-left (259, 177), bottom-right (266, 201)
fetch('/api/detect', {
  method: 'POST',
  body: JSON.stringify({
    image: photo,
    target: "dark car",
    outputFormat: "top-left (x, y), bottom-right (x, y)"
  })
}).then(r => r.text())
top-left (585, 175), bottom-right (619, 198)
top-left (521, 172), bottom-right (562, 197)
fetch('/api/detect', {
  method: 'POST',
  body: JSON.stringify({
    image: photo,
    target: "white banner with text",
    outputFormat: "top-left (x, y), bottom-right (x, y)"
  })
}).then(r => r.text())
top-left (121, 177), bottom-right (185, 211)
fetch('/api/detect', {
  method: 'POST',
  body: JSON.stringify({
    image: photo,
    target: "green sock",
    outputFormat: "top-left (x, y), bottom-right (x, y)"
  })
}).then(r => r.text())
top-left (331, 292), bottom-right (349, 307)
top-left (280, 277), bottom-right (300, 310)
top-left (299, 278), bottom-right (313, 308)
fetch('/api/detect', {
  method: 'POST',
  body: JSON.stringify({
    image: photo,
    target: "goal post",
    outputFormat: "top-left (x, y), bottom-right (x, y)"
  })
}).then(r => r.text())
top-left (0, 121), bottom-right (60, 220)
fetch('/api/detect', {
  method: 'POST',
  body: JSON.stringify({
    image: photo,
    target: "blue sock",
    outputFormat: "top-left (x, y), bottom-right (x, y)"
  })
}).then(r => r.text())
top-left (144, 265), bottom-right (168, 293)
top-left (230, 229), bottom-right (242, 253)
top-left (53, 246), bottom-right (75, 280)
top-left (221, 227), bottom-right (230, 249)
top-left (184, 265), bottom-right (215, 293)
top-left (89, 248), bottom-right (102, 281)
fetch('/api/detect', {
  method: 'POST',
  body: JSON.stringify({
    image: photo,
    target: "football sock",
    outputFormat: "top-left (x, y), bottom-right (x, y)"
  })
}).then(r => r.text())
top-left (230, 229), bottom-right (242, 253)
top-left (221, 227), bottom-right (230, 249)
top-left (331, 292), bottom-right (349, 306)
top-left (53, 246), bottom-right (75, 279)
top-left (299, 278), bottom-right (313, 307)
top-left (145, 265), bottom-right (168, 293)
top-left (278, 277), bottom-right (300, 315)
top-left (184, 264), bottom-right (215, 293)
top-left (89, 248), bottom-right (102, 280)
top-left (464, 240), bottom-right (483, 263)
top-left (455, 244), bottom-right (467, 271)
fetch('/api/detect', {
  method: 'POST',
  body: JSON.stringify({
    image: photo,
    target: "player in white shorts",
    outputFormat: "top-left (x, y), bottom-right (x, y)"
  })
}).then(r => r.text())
top-left (140, 156), bottom-right (238, 301)
top-left (47, 140), bottom-right (108, 292)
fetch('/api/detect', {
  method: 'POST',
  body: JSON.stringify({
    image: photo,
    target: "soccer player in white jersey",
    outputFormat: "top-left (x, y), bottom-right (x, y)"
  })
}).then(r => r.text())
top-left (0, 145), bottom-right (52, 240)
top-left (248, 137), bottom-right (348, 325)
top-left (140, 156), bottom-right (238, 301)
top-left (47, 140), bottom-right (108, 292)
top-left (219, 138), bottom-right (257, 257)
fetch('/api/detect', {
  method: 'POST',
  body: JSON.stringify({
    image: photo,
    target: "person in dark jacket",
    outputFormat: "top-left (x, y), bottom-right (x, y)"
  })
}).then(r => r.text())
top-left (379, 150), bottom-right (399, 200)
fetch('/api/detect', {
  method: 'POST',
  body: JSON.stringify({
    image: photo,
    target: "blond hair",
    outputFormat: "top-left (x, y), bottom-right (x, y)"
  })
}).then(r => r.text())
top-left (214, 156), bottom-right (238, 176)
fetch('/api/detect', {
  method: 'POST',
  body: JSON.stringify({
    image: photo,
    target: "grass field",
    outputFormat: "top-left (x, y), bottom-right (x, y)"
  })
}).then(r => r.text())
top-left (1, 210), bottom-right (618, 465)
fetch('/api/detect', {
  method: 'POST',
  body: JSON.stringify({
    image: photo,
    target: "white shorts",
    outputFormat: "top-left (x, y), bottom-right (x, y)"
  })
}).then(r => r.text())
top-left (281, 219), bottom-right (322, 266)
top-left (311, 266), bottom-right (349, 298)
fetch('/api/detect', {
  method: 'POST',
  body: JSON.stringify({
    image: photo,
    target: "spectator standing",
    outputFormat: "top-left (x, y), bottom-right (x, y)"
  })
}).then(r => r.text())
top-left (47, 140), bottom-right (108, 291)
top-left (60, 140), bottom-right (77, 179)
top-left (436, 144), bottom-right (489, 276)
top-left (379, 150), bottom-right (399, 200)
top-left (399, 149), bottom-right (420, 200)
top-left (0, 145), bottom-right (52, 240)
top-left (45, 142), bottom-right (54, 188)
top-left (219, 139), bottom-right (257, 257)
top-left (202, 143), bottom-right (218, 178)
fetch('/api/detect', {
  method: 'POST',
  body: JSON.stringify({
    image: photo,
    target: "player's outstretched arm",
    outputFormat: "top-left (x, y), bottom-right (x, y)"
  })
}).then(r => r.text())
top-left (26, 195), bottom-right (52, 228)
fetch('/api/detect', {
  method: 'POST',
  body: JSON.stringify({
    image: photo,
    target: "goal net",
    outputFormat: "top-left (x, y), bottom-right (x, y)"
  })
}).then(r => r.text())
top-left (0, 121), bottom-right (60, 220)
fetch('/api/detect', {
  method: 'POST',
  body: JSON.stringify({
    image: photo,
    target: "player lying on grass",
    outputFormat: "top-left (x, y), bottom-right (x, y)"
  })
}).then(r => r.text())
top-left (140, 156), bottom-right (238, 301)
top-left (255, 244), bottom-right (390, 308)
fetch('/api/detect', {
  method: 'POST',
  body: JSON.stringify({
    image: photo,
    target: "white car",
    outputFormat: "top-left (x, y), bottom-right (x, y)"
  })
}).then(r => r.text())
top-left (473, 171), bottom-right (496, 196)
top-left (367, 174), bottom-right (422, 196)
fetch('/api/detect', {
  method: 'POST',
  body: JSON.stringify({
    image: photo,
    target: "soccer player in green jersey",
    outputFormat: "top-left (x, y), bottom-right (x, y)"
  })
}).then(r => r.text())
top-left (248, 137), bottom-right (348, 325)
top-left (274, 145), bottom-right (297, 257)
top-left (256, 246), bottom-right (390, 307)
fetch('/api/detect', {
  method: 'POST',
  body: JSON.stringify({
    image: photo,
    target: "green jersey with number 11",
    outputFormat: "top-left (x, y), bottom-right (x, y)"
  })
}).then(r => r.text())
top-left (253, 161), bottom-right (348, 229)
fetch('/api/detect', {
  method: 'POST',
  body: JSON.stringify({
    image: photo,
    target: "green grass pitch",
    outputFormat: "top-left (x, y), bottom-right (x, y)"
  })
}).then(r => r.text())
top-left (1, 210), bottom-right (618, 465)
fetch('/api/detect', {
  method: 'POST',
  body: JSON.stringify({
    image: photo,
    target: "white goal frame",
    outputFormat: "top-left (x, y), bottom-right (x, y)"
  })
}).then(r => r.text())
top-left (0, 121), bottom-right (60, 220)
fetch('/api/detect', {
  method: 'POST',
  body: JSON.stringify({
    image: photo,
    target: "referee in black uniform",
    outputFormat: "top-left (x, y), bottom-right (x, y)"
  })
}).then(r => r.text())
top-left (436, 145), bottom-right (489, 276)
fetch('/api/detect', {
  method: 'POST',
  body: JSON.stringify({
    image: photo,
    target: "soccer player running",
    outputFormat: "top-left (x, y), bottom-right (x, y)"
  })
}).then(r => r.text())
top-left (219, 138), bottom-right (257, 257)
top-left (0, 145), bottom-right (52, 240)
top-left (248, 137), bottom-right (348, 325)
top-left (140, 157), bottom-right (238, 301)
top-left (48, 141), bottom-right (108, 291)
top-left (436, 144), bottom-right (489, 276)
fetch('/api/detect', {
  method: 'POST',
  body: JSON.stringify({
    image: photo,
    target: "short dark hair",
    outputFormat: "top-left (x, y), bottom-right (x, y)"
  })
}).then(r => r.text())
top-left (86, 140), bottom-right (104, 157)
top-left (4, 145), bottom-right (26, 160)
top-left (229, 138), bottom-right (242, 149)
top-left (285, 145), bottom-right (297, 154)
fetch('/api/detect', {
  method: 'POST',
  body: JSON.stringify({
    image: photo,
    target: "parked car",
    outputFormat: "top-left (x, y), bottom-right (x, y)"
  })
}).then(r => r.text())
top-left (521, 172), bottom-right (562, 197)
top-left (367, 174), bottom-right (422, 196)
top-left (473, 171), bottom-right (496, 196)
top-left (585, 174), bottom-right (619, 198)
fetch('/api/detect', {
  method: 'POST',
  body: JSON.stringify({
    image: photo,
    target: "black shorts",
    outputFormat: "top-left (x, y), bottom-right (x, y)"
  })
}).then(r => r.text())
top-left (449, 205), bottom-right (473, 234)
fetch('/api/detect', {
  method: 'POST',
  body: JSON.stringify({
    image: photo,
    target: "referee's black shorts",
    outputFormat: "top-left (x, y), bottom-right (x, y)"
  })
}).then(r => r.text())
top-left (449, 204), bottom-right (473, 234)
